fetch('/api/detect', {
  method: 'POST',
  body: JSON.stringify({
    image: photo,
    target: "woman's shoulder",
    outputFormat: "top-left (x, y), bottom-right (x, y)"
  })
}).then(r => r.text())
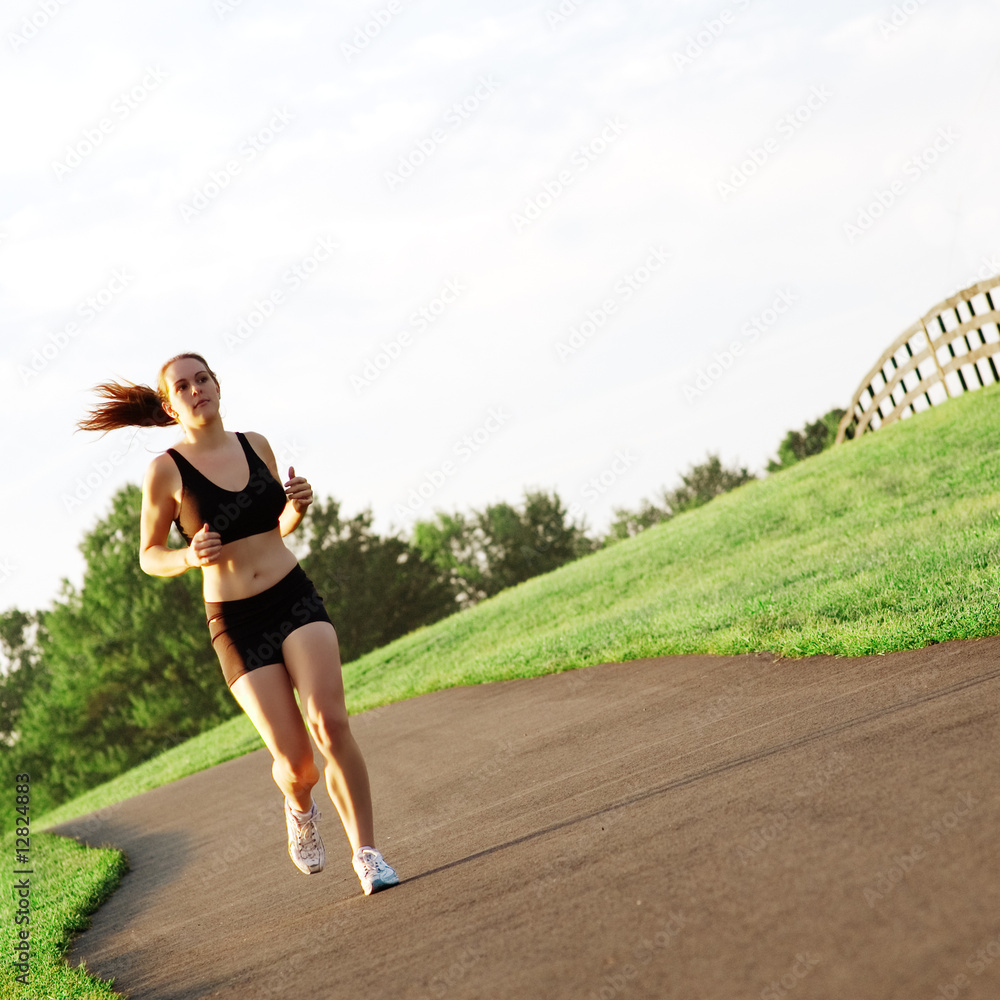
top-left (143, 449), bottom-right (183, 487)
top-left (240, 431), bottom-right (280, 476)
top-left (241, 430), bottom-right (275, 456)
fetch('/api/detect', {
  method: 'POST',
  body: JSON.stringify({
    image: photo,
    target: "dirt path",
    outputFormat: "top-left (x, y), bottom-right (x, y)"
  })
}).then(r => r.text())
top-left (54, 636), bottom-right (1000, 999)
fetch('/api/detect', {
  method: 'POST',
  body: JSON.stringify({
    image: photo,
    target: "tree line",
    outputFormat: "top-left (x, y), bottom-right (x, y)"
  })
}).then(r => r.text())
top-left (0, 408), bottom-right (845, 818)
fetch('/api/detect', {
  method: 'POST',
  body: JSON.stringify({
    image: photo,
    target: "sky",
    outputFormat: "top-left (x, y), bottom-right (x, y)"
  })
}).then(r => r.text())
top-left (3, 0), bottom-right (999, 617)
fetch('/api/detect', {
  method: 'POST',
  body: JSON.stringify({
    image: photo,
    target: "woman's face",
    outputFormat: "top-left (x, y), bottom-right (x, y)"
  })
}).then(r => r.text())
top-left (162, 357), bottom-right (221, 426)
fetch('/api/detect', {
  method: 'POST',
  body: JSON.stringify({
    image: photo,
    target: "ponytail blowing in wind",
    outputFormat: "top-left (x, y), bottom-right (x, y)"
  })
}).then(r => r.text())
top-left (77, 352), bottom-right (219, 433)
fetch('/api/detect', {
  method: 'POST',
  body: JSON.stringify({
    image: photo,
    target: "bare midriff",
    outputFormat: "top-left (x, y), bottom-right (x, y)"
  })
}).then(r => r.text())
top-left (196, 527), bottom-right (298, 602)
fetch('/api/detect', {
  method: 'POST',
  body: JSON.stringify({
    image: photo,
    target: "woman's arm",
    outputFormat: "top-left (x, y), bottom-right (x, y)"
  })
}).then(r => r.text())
top-left (279, 497), bottom-right (306, 537)
top-left (139, 455), bottom-right (206, 576)
top-left (279, 464), bottom-right (314, 536)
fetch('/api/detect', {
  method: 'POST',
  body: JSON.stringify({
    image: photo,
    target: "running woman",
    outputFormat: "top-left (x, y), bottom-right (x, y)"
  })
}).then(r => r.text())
top-left (78, 352), bottom-right (399, 895)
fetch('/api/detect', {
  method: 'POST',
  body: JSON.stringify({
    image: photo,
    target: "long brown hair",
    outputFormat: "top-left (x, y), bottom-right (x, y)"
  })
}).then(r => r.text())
top-left (77, 353), bottom-right (220, 433)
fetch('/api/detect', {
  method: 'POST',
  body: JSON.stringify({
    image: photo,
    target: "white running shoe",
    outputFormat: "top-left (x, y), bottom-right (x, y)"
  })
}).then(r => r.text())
top-left (285, 800), bottom-right (325, 875)
top-left (352, 846), bottom-right (399, 895)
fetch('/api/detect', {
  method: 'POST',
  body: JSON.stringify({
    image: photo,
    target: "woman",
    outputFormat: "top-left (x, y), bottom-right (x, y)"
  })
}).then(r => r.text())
top-left (78, 352), bottom-right (398, 895)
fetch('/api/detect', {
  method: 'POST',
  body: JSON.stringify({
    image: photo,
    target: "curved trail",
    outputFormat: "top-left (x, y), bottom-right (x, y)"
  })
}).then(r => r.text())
top-left (55, 635), bottom-right (1000, 999)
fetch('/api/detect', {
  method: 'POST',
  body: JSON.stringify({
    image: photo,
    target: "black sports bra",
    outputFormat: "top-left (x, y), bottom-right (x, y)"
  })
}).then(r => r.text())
top-left (166, 432), bottom-right (288, 546)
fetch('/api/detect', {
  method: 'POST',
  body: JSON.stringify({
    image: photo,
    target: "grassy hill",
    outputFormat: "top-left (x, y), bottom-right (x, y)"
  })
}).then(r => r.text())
top-left (37, 379), bottom-right (1000, 832)
top-left (340, 377), bottom-right (1000, 700)
top-left (7, 381), bottom-right (1000, 998)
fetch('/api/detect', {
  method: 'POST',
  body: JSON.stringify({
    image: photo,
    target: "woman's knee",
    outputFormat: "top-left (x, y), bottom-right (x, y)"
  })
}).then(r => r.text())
top-left (308, 708), bottom-right (353, 758)
top-left (272, 751), bottom-right (319, 788)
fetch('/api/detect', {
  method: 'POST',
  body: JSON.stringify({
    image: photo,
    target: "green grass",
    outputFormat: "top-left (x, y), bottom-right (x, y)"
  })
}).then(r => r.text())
top-left (0, 831), bottom-right (127, 1000)
top-left (339, 380), bottom-right (1000, 703)
top-left (36, 712), bottom-right (264, 833)
top-left (25, 381), bottom-right (1000, 997)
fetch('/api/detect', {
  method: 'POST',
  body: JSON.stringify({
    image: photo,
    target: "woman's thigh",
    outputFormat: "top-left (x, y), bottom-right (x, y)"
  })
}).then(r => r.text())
top-left (280, 621), bottom-right (349, 728)
top-left (230, 662), bottom-right (314, 767)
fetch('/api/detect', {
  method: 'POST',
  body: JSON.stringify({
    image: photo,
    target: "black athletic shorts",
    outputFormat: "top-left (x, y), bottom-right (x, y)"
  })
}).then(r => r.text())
top-left (205, 564), bottom-right (335, 688)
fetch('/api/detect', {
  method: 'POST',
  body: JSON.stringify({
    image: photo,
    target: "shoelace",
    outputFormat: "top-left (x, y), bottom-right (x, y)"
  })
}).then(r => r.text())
top-left (291, 809), bottom-right (321, 858)
top-left (357, 849), bottom-right (385, 878)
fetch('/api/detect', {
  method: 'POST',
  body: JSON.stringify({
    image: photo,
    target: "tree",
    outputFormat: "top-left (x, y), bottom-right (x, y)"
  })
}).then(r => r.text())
top-left (412, 488), bottom-right (595, 607)
top-left (300, 498), bottom-right (457, 662)
top-left (478, 490), bottom-right (596, 595)
top-left (664, 453), bottom-right (756, 514)
top-left (606, 498), bottom-right (672, 542)
top-left (13, 485), bottom-right (236, 812)
top-left (605, 453), bottom-right (757, 543)
top-left (0, 609), bottom-right (43, 748)
top-left (767, 408), bottom-right (847, 473)
top-left (0, 609), bottom-right (45, 834)
top-left (411, 510), bottom-right (489, 608)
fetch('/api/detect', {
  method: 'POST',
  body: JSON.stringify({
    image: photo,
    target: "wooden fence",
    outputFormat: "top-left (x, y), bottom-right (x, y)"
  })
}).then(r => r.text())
top-left (836, 274), bottom-right (1000, 444)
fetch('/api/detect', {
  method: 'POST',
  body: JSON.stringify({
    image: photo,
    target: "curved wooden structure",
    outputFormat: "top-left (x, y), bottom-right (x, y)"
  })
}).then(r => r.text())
top-left (836, 274), bottom-right (1000, 443)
